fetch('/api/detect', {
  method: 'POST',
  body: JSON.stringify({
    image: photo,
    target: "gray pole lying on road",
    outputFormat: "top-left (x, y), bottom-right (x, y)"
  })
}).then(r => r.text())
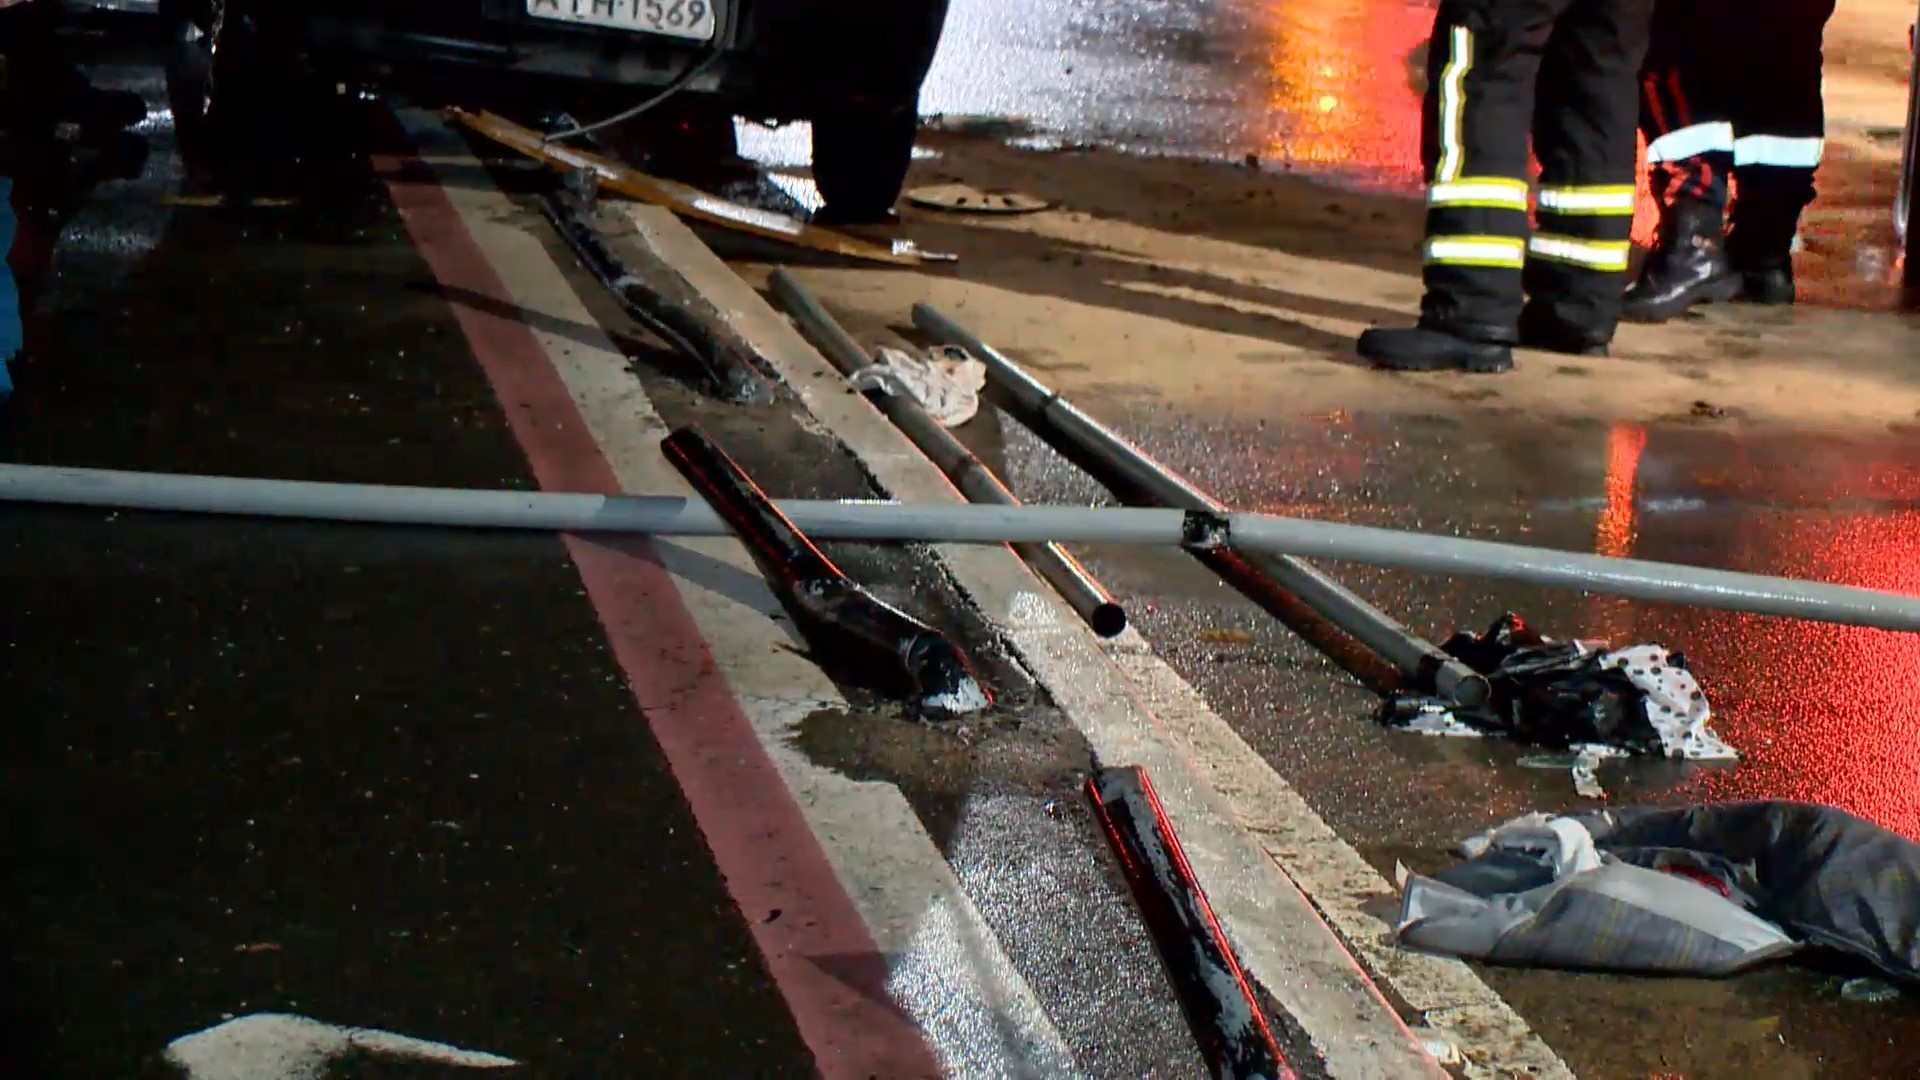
top-left (8, 464), bottom-right (1920, 633)
top-left (767, 268), bottom-right (1127, 638)
top-left (0, 463), bottom-right (1190, 545)
top-left (912, 302), bottom-right (1492, 707)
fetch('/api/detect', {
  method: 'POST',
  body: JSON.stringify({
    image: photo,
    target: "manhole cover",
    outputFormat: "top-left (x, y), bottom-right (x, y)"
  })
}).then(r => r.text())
top-left (906, 184), bottom-right (1049, 215)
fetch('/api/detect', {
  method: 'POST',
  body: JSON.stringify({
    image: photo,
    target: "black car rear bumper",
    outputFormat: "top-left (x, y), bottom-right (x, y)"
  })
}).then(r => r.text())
top-left (292, 0), bottom-right (948, 120)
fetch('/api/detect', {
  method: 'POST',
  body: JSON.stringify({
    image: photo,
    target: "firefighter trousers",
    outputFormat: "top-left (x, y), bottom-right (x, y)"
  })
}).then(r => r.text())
top-left (1639, 0), bottom-right (1836, 265)
top-left (1419, 0), bottom-right (1654, 344)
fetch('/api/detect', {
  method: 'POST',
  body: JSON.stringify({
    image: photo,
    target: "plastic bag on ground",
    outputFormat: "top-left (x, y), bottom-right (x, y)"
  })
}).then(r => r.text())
top-left (1397, 810), bottom-right (1798, 976)
top-left (849, 344), bottom-right (987, 427)
top-left (1398, 801), bottom-right (1920, 982)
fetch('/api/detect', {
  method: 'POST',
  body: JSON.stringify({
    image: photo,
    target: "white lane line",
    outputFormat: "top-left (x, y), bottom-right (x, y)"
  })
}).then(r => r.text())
top-left (620, 217), bottom-right (1524, 1078)
top-left (165, 1013), bottom-right (517, 1079)
top-left (395, 109), bottom-right (1078, 1078)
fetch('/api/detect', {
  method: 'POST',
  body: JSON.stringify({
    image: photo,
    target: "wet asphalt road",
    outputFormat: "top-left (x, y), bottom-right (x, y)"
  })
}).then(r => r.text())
top-left (983, 393), bottom-right (1920, 1078)
top-left (2, 28), bottom-right (1230, 1080)
top-left (13, 3), bottom-right (1920, 1079)
top-left (0, 64), bottom-right (819, 1077)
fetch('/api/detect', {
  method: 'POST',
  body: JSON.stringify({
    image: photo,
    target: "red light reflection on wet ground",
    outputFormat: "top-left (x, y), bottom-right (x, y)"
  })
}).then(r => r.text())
top-left (1608, 431), bottom-right (1920, 838)
top-left (1678, 510), bottom-right (1920, 835)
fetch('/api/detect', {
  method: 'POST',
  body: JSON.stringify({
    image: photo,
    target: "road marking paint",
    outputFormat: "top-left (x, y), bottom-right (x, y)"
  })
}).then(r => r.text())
top-left (164, 1013), bottom-right (515, 1079)
top-left (383, 108), bottom-right (1076, 1078)
top-left (629, 229), bottom-right (1469, 1077)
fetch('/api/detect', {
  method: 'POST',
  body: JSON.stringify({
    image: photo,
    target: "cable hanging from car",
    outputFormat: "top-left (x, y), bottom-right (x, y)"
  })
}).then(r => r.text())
top-left (540, 45), bottom-right (725, 144)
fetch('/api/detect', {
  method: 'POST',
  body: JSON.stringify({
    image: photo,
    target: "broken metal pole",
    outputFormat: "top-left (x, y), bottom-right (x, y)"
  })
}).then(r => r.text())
top-left (659, 426), bottom-right (992, 718)
top-left (1088, 766), bottom-right (1296, 1080)
top-left (914, 303), bottom-right (1491, 708)
top-left (769, 268), bottom-right (1127, 638)
top-left (541, 185), bottom-right (774, 405)
top-left (9, 465), bottom-right (1920, 632)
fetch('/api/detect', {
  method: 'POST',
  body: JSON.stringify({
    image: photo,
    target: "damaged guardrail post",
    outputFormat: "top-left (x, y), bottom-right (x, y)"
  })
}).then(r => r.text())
top-left (914, 304), bottom-right (1490, 708)
top-left (768, 269), bottom-right (1127, 638)
top-left (1088, 766), bottom-right (1296, 1080)
top-left (660, 426), bottom-right (992, 717)
top-left (541, 181), bottom-right (775, 405)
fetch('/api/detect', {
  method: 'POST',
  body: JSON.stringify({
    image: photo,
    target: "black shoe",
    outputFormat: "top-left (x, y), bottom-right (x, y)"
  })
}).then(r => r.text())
top-left (1517, 306), bottom-right (1609, 357)
top-left (1357, 325), bottom-right (1513, 373)
top-left (810, 204), bottom-right (901, 228)
top-left (1623, 200), bottom-right (1739, 323)
top-left (1736, 259), bottom-right (1795, 305)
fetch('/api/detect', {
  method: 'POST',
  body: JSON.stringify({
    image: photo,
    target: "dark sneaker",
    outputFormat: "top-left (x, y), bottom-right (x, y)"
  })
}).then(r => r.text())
top-left (1357, 325), bottom-right (1513, 374)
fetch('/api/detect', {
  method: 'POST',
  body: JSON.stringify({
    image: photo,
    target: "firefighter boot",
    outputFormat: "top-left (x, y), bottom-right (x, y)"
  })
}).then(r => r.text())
top-left (1356, 325), bottom-right (1514, 374)
top-left (1726, 171), bottom-right (1809, 306)
top-left (1726, 217), bottom-right (1798, 305)
top-left (1517, 304), bottom-right (1609, 357)
top-left (1622, 200), bottom-right (1739, 323)
top-left (1736, 257), bottom-right (1795, 304)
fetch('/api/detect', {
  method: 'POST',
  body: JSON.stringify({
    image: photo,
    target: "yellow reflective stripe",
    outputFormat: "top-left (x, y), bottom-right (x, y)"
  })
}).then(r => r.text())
top-left (1528, 234), bottom-right (1632, 271)
top-left (1425, 235), bottom-right (1526, 269)
top-left (1429, 177), bottom-right (1530, 210)
top-left (1537, 184), bottom-right (1637, 215)
top-left (1435, 26), bottom-right (1474, 183)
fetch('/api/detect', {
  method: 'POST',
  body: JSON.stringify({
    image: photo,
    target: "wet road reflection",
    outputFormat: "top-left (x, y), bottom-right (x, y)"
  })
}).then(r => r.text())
top-left (913, 0), bottom-right (1913, 305)
top-left (1594, 424), bottom-right (1920, 831)
top-left (999, 402), bottom-right (1920, 841)
top-left (921, 0), bottom-right (1428, 186)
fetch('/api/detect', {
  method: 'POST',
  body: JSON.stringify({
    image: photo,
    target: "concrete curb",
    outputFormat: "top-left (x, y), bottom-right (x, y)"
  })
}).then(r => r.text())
top-left (618, 205), bottom-right (1568, 1079)
top-left (395, 109), bottom-right (1077, 1077)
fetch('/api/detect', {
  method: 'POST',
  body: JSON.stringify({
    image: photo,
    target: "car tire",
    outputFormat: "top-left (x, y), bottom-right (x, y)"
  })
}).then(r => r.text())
top-left (811, 104), bottom-right (920, 225)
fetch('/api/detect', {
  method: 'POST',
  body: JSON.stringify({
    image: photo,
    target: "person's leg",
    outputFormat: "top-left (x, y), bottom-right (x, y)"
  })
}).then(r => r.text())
top-left (1524, 0), bottom-right (1655, 352)
top-left (1621, 0), bottom-right (1741, 322)
top-left (1358, 0), bottom-right (1560, 373)
top-left (1726, 0), bottom-right (1838, 303)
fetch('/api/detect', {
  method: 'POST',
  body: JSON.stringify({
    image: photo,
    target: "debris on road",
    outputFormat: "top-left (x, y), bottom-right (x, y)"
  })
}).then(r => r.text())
top-left (1379, 613), bottom-right (1736, 797)
top-left (1841, 977), bottom-right (1903, 1003)
top-left (448, 108), bottom-right (953, 267)
top-left (541, 184), bottom-right (775, 405)
top-left (849, 344), bottom-right (988, 427)
top-left (661, 425), bottom-right (992, 717)
top-left (769, 270), bottom-right (1129, 639)
top-left (1088, 766), bottom-right (1297, 1080)
top-left (1398, 801), bottom-right (1920, 983)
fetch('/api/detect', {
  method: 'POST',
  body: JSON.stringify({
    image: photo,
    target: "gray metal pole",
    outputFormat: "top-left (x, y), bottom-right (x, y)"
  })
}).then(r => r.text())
top-left (10, 467), bottom-right (1920, 632)
top-left (0, 463), bottom-right (1191, 546)
top-left (1225, 513), bottom-right (1920, 632)
top-left (769, 269), bottom-right (1127, 637)
top-left (914, 303), bottom-right (1491, 707)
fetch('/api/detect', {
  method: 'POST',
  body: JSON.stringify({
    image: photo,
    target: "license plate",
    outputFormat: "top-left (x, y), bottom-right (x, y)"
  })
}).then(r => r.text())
top-left (525, 0), bottom-right (718, 42)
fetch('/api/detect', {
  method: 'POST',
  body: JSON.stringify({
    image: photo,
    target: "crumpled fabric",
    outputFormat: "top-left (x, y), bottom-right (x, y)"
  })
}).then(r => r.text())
top-left (849, 344), bottom-right (986, 427)
top-left (1396, 809), bottom-right (1798, 976)
top-left (1379, 613), bottom-right (1735, 796)
top-left (1398, 801), bottom-right (1920, 983)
